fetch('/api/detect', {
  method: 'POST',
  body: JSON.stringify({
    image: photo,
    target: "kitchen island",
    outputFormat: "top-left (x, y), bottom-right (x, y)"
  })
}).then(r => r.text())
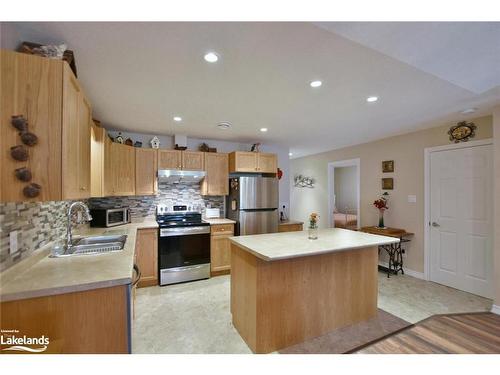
top-left (229, 228), bottom-right (399, 353)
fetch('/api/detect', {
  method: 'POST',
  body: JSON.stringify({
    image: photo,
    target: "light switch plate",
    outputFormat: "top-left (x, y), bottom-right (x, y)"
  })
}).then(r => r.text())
top-left (407, 195), bottom-right (417, 203)
top-left (9, 230), bottom-right (19, 254)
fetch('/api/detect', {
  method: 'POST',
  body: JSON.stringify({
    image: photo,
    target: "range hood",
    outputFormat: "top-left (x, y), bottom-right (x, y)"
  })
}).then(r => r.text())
top-left (157, 169), bottom-right (206, 183)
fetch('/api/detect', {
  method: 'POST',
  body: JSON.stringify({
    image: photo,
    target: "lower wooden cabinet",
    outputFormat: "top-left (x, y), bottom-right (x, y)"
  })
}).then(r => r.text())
top-left (210, 224), bottom-right (234, 275)
top-left (135, 228), bottom-right (158, 288)
top-left (0, 285), bottom-right (130, 353)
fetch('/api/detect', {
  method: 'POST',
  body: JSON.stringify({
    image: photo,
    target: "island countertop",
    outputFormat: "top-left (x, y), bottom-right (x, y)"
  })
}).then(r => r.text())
top-left (229, 228), bottom-right (399, 261)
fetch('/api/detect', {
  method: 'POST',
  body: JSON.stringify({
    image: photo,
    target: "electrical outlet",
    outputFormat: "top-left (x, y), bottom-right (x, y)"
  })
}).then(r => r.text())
top-left (9, 230), bottom-right (19, 254)
top-left (407, 195), bottom-right (417, 203)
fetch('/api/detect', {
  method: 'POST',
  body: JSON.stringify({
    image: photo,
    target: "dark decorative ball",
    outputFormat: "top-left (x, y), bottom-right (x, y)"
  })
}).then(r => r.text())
top-left (15, 167), bottom-right (32, 182)
top-left (10, 145), bottom-right (29, 161)
top-left (23, 183), bottom-right (41, 198)
top-left (11, 115), bottom-right (28, 131)
top-left (20, 131), bottom-right (38, 146)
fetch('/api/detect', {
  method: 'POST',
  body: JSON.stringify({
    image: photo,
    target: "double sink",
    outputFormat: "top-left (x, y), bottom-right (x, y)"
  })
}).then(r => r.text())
top-left (51, 235), bottom-right (127, 257)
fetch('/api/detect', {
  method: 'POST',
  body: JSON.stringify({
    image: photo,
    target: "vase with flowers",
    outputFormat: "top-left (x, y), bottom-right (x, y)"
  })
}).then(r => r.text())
top-left (373, 193), bottom-right (389, 229)
top-left (308, 212), bottom-right (319, 240)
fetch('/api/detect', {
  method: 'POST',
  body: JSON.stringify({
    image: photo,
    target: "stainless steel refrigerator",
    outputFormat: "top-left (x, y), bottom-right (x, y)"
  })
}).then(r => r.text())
top-left (226, 176), bottom-right (279, 235)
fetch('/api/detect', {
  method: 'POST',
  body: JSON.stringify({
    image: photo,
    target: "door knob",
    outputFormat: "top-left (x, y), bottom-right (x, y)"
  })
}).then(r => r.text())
top-left (431, 222), bottom-right (440, 227)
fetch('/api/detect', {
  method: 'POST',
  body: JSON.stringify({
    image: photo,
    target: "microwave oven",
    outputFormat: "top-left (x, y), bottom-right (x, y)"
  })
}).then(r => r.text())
top-left (89, 208), bottom-right (131, 227)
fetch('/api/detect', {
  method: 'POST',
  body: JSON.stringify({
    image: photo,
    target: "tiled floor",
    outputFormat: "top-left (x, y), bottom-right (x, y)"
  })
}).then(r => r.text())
top-left (132, 273), bottom-right (492, 354)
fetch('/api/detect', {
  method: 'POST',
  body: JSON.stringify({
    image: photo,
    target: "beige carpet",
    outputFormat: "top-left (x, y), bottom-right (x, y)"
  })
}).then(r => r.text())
top-left (279, 309), bottom-right (411, 354)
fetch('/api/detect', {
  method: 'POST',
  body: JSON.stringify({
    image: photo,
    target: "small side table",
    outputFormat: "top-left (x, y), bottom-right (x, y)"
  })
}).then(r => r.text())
top-left (360, 227), bottom-right (414, 278)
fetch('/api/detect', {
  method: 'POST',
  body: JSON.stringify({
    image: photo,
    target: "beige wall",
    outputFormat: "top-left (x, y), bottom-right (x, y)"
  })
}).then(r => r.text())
top-left (493, 107), bottom-right (500, 307)
top-left (290, 115), bottom-right (493, 274)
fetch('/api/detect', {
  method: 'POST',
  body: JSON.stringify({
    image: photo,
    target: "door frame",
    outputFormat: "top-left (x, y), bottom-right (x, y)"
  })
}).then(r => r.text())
top-left (327, 158), bottom-right (361, 229)
top-left (423, 138), bottom-right (493, 281)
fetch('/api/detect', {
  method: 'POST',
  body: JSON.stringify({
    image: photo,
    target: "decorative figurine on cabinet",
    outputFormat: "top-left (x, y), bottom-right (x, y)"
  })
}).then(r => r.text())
top-left (150, 136), bottom-right (161, 149)
top-left (115, 132), bottom-right (124, 144)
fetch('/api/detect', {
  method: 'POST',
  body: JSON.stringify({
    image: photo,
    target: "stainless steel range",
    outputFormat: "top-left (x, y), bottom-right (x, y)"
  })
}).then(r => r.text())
top-left (156, 204), bottom-right (211, 286)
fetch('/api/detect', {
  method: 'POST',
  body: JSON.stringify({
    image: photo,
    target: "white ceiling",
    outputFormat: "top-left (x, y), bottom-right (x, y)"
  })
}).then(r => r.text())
top-left (2, 22), bottom-right (499, 158)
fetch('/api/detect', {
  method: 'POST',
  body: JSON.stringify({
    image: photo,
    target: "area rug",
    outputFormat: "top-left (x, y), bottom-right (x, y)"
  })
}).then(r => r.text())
top-left (279, 309), bottom-right (411, 354)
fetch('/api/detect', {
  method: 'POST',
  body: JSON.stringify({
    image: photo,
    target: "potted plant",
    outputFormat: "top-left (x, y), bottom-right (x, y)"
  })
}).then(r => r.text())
top-left (308, 212), bottom-right (319, 240)
top-left (373, 193), bottom-right (389, 229)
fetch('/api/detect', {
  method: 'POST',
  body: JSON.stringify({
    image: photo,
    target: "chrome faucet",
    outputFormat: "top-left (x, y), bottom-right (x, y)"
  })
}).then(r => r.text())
top-left (66, 201), bottom-right (92, 250)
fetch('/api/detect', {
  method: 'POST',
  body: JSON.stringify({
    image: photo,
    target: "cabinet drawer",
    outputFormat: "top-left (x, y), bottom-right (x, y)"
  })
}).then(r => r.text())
top-left (211, 224), bottom-right (234, 235)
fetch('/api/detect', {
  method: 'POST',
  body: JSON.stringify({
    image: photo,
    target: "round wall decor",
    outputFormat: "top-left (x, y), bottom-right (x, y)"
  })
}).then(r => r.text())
top-left (448, 121), bottom-right (476, 143)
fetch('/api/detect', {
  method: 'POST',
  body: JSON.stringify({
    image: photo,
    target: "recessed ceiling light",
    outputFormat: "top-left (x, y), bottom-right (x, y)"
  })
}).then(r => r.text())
top-left (310, 80), bottom-right (322, 88)
top-left (460, 108), bottom-right (477, 114)
top-left (260, 128), bottom-right (268, 132)
top-left (289, 152), bottom-right (293, 157)
top-left (204, 52), bottom-right (219, 63)
top-left (217, 122), bottom-right (231, 130)
top-left (173, 116), bottom-right (182, 122)
top-left (366, 96), bottom-right (378, 103)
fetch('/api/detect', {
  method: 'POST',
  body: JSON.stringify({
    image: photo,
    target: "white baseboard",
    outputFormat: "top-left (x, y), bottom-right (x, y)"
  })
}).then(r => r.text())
top-left (491, 305), bottom-right (500, 315)
top-left (378, 261), bottom-right (425, 280)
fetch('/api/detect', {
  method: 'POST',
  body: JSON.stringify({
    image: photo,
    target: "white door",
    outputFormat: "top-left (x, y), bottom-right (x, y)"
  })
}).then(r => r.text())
top-left (429, 144), bottom-right (493, 298)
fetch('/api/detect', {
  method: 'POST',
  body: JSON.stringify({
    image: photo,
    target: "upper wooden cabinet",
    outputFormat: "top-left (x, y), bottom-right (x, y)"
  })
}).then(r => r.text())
top-left (1, 50), bottom-right (92, 202)
top-left (228, 152), bottom-right (277, 174)
top-left (62, 64), bottom-right (91, 200)
top-left (182, 151), bottom-right (204, 171)
top-left (158, 149), bottom-right (181, 170)
top-left (135, 148), bottom-right (157, 195)
top-left (201, 153), bottom-right (228, 196)
top-left (90, 122), bottom-right (105, 197)
top-left (158, 149), bottom-right (204, 171)
top-left (104, 137), bottom-right (136, 196)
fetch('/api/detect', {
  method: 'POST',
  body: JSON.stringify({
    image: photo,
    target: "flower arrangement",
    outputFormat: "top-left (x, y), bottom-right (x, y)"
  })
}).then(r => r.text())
top-left (308, 213), bottom-right (319, 240)
top-left (309, 212), bottom-right (319, 229)
top-left (373, 193), bottom-right (389, 228)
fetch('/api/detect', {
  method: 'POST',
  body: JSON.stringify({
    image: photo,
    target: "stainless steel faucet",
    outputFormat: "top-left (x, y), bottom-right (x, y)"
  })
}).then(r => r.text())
top-left (66, 201), bottom-right (92, 250)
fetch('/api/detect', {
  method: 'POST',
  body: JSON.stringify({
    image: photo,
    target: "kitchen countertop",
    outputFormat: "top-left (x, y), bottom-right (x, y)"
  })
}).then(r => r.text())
top-left (0, 218), bottom-right (158, 303)
top-left (203, 218), bottom-right (236, 225)
top-left (229, 228), bottom-right (399, 261)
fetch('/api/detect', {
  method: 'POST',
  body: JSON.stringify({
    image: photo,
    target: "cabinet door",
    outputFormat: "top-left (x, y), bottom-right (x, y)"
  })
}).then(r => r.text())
top-left (182, 151), bottom-right (205, 170)
top-left (62, 65), bottom-right (81, 199)
top-left (78, 95), bottom-right (91, 196)
top-left (158, 150), bottom-right (181, 170)
top-left (135, 148), bottom-right (157, 195)
top-left (90, 123), bottom-right (105, 197)
top-left (257, 153), bottom-right (277, 173)
top-left (230, 152), bottom-right (258, 172)
top-left (1, 51), bottom-right (63, 202)
top-left (62, 64), bottom-right (91, 200)
top-left (210, 234), bottom-right (232, 273)
top-left (135, 228), bottom-right (158, 288)
top-left (113, 143), bottom-right (136, 196)
top-left (201, 153), bottom-right (228, 196)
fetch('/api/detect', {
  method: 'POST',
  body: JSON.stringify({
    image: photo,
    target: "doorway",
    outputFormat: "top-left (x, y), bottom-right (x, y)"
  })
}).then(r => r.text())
top-left (424, 139), bottom-right (493, 298)
top-left (328, 159), bottom-right (360, 230)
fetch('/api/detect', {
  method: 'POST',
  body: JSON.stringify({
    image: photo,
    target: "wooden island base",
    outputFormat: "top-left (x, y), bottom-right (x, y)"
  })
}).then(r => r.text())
top-left (230, 244), bottom-right (378, 353)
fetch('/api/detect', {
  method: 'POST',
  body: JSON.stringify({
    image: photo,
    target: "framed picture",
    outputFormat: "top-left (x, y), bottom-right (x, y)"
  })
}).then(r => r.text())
top-left (382, 178), bottom-right (394, 190)
top-left (382, 160), bottom-right (394, 173)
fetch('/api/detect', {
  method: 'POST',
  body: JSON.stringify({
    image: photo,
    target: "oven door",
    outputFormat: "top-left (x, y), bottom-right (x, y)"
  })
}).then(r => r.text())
top-left (159, 226), bottom-right (210, 270)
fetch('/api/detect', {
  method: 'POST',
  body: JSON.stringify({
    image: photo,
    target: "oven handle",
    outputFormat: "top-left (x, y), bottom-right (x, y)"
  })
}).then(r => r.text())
top-left (161, 265), bottom-right (207, 272)
top-left (160, 226), bottom-right (211, 237)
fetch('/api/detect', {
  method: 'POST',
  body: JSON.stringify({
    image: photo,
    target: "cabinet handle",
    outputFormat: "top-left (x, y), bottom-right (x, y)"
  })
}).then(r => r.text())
top-left (80, 187), bottom-right (86, 190)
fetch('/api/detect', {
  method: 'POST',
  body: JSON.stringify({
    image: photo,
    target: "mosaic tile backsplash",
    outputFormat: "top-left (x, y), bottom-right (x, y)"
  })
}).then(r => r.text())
top-left (89, 182), bottom-right (225, 218)
top-left (0, 183), bottom-right (224, 272)
top-left (0, 200), bottom-right (88, 271)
